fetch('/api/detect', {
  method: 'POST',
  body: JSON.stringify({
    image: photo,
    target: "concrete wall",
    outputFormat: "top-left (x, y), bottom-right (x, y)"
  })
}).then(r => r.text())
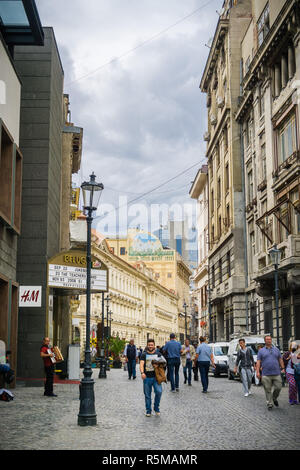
top-left (14, 27), bottom-right (64, 379)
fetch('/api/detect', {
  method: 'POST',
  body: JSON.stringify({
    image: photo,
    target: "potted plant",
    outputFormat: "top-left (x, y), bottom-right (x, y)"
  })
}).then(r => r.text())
top-left (109, 337), bottom-right (126, 368)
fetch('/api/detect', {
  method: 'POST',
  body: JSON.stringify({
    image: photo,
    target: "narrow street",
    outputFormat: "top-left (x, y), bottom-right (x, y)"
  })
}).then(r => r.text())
top-left (1, 368), bottom-right (299, 450)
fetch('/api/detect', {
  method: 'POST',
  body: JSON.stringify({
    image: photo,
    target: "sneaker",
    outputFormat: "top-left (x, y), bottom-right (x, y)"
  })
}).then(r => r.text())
top-left (145, 413), bottom-right (151, 417)
top-left (188, 383), bottom-right (192, 386)
top-left (273, 399), bottom-right (279, 407)
top-left (248, 391), bottom-right (252, 395)
top-left (170, 390), bottom-right (176, 393)
top-left (45, 393), bottom-right (57, 397)
top-left (175, 388), bottom-right (179, 392)
top-left (267, 404), bottom-right (273, 410)
top-left (244, 393), bottom-right (249, 397)
top-left (155, 412), bottom-right (160, 416)
top-left (133, 377), bottom-right (136, 380)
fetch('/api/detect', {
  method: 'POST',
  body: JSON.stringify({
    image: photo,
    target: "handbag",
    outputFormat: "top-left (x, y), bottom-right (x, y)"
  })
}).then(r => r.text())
top-left (293, 363), bottom-right (300, 375)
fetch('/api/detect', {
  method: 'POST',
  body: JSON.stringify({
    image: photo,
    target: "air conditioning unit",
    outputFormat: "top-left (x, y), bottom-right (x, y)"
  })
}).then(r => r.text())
top-left (217, 96), bottom-right (225, 108)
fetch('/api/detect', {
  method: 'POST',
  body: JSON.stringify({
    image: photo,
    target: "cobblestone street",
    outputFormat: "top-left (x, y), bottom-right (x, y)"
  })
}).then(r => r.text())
top-left (1, 368), bottom-right (299, 451)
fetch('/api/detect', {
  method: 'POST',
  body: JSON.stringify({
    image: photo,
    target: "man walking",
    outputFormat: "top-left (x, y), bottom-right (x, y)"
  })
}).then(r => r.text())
top-left (40, 337), bottom-right (57, 397)
top-left (181, 338), bottom-right (195, 386)
top-left (234, 338), bottom-right (255, 397)
top-left (163, 333), bottom-right (182, 392)
top-left (140, 339), bottom-right (163, 417)
top-left (194, 336), bottom-right (216, 393)
top-left (256, 335), bottom-right (285, 410)
top-left (124, 339), bottom-right (138, 380)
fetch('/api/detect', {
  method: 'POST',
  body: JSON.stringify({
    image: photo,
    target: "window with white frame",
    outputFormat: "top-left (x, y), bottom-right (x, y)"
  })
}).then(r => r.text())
top-left (277, 113), bottom-right (297, 165)
top-left (257, 3), bottom-right (270, 47)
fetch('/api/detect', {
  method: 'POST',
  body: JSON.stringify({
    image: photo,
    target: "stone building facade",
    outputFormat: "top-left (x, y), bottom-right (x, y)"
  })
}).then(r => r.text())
top-left (189, 165), bottom-right (209, 339)
top-left (200, 0), bottom-right (252, 342)
top-left (71, 222), bottom-right (179, 358)
top-left (236, 0), bottom-right (300, 348)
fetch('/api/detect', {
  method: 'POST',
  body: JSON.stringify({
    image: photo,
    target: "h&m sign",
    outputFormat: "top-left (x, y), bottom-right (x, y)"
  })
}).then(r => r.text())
top-left (19, 286), bottom-right (42, 307)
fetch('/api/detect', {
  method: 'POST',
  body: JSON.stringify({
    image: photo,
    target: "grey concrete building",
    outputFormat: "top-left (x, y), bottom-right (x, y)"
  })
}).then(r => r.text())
top-left (14, 27), bottom-right (64, 380)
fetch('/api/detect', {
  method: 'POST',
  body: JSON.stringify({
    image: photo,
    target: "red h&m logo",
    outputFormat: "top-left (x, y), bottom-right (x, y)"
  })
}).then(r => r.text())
top-left (19, 287), bottom-right (42, 307)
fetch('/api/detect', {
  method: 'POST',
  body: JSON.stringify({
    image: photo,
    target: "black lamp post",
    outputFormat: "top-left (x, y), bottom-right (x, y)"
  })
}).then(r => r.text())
top-left (207, 286), bottom-right (212, 343)
top-left (269, 245), bottom-right (281, 348)
top-left (183, 301), bottom-right (188, 340)
top-left (78, 172), bottom-right (104, 427)
top-left (105, 295), bottom-right (111, 370)
top-left (99, 292), bottom-right (107, 379)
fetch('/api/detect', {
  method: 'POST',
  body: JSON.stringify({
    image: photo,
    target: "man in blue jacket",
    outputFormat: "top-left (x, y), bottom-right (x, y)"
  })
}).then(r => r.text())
top-left (163, 333), bottom-right (182, 392)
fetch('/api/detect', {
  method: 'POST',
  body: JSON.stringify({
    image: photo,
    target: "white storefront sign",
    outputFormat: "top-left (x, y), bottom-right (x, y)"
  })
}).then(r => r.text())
top-left (19, 286), bottom-right (42, 307)
top-left (48, 264), bottom-right (107, 291)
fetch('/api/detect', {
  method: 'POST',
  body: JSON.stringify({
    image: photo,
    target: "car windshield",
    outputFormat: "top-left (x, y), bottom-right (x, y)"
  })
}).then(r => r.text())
top-left (246, 343), bottom-right (265, 354)
top-left (214, 346), bottom-right (229, 356)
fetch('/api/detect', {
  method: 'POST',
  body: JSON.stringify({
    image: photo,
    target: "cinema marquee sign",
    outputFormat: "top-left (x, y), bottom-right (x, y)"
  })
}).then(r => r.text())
top-left (48, 250), bottom-right (108, 293)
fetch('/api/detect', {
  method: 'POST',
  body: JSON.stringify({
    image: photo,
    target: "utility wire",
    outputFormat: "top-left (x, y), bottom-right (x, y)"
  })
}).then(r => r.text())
top-left (66, 0), bottom-right (213, 87)
top-left (93, 160), bottom-right (204, 221)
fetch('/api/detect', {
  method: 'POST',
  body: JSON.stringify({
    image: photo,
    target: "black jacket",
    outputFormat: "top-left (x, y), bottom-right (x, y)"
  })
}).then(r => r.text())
top-left (235, 348), bottom-right (254, 369)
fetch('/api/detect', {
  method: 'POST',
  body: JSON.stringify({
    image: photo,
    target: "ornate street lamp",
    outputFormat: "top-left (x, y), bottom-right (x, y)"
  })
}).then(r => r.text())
top-left (269, 245), bottom-right (281, 348)
top-left (183, 301), bottom-right (188, 340)
top-left (99, 292), bottom-right (107, 379)
top-left (78, 172), bottom-right (104, 427)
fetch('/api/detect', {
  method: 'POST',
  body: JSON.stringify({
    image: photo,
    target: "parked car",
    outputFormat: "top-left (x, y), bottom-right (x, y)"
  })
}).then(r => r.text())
top-left (209, 342), bottom-right (229, 377)
top-left (227, 336), bottom-right (266, 381)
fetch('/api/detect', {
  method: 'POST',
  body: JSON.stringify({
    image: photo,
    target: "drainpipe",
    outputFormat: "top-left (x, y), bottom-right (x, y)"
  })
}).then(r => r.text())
top-left (240, 122), bottom-right (249, 332)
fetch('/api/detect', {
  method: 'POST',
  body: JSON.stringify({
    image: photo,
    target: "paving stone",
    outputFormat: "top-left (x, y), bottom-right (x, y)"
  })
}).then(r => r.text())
top-left (0, 369), bottom-right (299, 450)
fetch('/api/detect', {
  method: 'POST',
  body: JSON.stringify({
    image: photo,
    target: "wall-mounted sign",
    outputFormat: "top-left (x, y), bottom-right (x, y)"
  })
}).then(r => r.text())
top-left (19, 286), bottom-right (42, 307)
top-left (47, 250), bottom-right (108, 293)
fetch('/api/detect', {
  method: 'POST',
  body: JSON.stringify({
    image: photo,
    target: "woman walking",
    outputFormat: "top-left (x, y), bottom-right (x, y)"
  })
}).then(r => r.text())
top-left (283, 342), bottom-right (299, 405)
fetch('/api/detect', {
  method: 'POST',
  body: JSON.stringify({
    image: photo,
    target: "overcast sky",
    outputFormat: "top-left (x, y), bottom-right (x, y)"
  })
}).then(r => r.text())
top-left (35, 0), bottom-right (222, 238)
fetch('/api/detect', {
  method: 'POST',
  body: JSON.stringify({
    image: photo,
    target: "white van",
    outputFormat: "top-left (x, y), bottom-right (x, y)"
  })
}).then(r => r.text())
top-left (227, 336), bottom-right (266, 380)
top-left (209, 342), bottom-right (229, 377)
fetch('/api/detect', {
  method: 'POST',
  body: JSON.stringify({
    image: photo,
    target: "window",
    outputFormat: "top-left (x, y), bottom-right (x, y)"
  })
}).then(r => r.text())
top-left (225, 164), bottom-right (229, 192)
top-left (120, 247), bottom-right (126, 255)
top-left (259, 86), bottom-right (265, 116)
top-left (226, 204), bottom-right (230, 228)
top-left (257, 3), bottom-right (270, 47)
top-left (227, 251), bottom-right (231, 278)
top-left (223, 126), bottom-right (228, 152)
top-left (167, 272), bottom-right (172, 278)
top-left (261, 143), bottom-right (266, 181)
top-left (211, 190), bottom-right (214, 215)
top-left (290, 188), bottom-right (300, 235)
top-left (219, 259), bottom-right (222, 284)
top-left (218, 216), bottom-right (222, 238)
top-left (245, 56), bottom-right (251, 75)
top-left (277, 113), bottom-right (297, 165)
top-left (247, 169), bottom-right (253, 203)
top-left (217, 178), bottom-right (221, 207)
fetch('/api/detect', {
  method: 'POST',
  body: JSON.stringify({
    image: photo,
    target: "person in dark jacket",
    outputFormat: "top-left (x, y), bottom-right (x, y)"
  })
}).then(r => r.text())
top-left (234, 338), bottom-right (255, 397)
top-left (124, 339), bottom-right (138, 380)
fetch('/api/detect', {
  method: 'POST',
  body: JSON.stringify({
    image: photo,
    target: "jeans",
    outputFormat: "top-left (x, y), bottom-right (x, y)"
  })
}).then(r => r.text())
top-left (240, 367), bottom-right (252, 394)
top-left (261, 374), bottom-right (282, 407)
top-left (168, 357), bottom-right (181, 390)
top-left (183, 359), bottom-right (193, 384)
top-left (143, 377), bottom-right (162, 414)
top-left (44, 365), bottom-right (54, 395)
top-left (127, 359), bottom-right (136, 378)
top-left (197, 361), bottom-right (210, 392)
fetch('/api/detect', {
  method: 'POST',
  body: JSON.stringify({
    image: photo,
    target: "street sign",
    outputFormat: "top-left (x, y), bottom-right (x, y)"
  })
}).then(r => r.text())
top-left (47, 250), bottom-right (108, 293)
top-left (19, 286), bottom-right (42, 307)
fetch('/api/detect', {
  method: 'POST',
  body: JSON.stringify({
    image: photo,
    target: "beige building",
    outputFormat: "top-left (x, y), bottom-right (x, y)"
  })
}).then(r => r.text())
top-left (106, 228), bottom-right (191, 341)
top-left (236, 0), bottom-right (300, 348)
top-left (71, 222), bottom-right (179, 358)
top-left (189, 165), bottom-right (209, 339)
top-left (200, 0), bottom-right (252, 341)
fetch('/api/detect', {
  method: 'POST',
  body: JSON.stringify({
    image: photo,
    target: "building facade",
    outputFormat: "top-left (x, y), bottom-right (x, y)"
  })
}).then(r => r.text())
top-left (189, 165), bottom-right (209, 339)
top-left (71, 222), bottom-right (179, 358)
top-left (236, 0), bottom-right (300, 349)
top-left (200, 0), bottom-right (252, 342)
top-left (0, 0), bottom-right (44, 383)
top-left (106, 228), bottom-right (191, 341)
